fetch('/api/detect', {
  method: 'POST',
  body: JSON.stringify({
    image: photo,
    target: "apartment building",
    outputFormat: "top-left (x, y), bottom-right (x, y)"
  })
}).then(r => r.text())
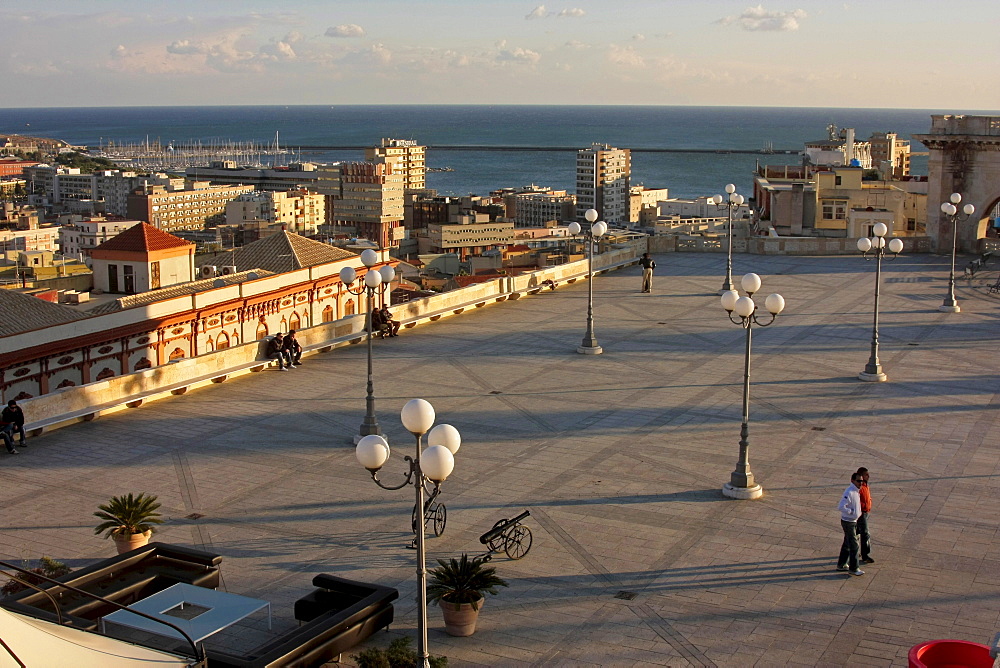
top-left (491, 186), bottom-right (576, 228)
top-left (325, 160), bottom-right (405, 249)
top-left (127, 182), bottom-right (256, 232)
top-left (59, 217), bottom-right (143, 260)
top-left (365, 139), bottom-right (426, 192)
top-left (576, 143), bottom-right (631, 225)
top-left (22, 165), bottom-right (181, 217)
top-left (0, 227), bottom-right (60, 253)
top-left (0, 159), bottom-right (38, 177)
top-left (424, 212), bottom-right (515, 259)
top-left (630, 187), bottom-right (670, 227)
top-left (869, 132), bottom-right (912, 179)
top-left (225, 189), bottom-right (326, 236)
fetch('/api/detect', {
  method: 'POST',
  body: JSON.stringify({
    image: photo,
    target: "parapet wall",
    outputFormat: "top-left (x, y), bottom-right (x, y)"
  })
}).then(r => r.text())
top-left (20, 247), bottom-right (640, 431)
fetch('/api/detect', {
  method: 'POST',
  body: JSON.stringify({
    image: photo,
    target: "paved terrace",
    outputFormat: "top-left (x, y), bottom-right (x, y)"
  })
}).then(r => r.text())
top-left (2, 252), bottom-right (999, 667)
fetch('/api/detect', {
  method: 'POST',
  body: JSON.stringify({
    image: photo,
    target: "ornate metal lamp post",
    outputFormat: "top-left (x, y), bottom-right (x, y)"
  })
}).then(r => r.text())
top-left (857, 223), bottom-right (904, 382)
top-left (939, 192), bottom-right (976, 313)
top-left (711, 184), bottom-right (745, 294)
top-left (568, 209), bottom-right (608, 355)
top-left (720, 273), bottom-right (785, 500)
top-left (355, 400), bottom-right (461, 668)
top-left (340, 249), bottom-right (396, 443)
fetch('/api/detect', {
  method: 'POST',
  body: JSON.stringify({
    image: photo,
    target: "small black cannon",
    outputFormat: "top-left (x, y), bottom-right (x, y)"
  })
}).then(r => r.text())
top-left (478, 510), bottom-right (533, 561)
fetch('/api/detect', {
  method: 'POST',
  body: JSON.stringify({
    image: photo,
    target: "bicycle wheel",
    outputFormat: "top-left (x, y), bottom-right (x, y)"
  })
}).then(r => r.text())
top-left (504, 525), bottom-right (532, 560)
top-left (411, 504), bottom-right (420, 534)
top-left (433, 504), bottom-right (447, 536)
top-left (486, 519), bottom-right (507, 552)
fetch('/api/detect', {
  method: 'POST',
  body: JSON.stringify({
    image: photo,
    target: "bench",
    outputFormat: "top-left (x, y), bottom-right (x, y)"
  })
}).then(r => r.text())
top-left (206, 574), bottom-right (398, 668)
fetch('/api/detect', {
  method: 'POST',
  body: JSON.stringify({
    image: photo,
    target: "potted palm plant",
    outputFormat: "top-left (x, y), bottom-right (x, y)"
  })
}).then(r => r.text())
top-left (94, 493), bottom-right (164, 554)
top-left (426, 553), bottom-right (508, 636)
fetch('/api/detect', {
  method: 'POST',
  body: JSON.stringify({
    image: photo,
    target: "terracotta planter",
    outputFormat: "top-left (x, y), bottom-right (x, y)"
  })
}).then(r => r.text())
top-left (439, 596), bottom-right (483, 637)
top-left (113, 530), bottom-right (152, 554)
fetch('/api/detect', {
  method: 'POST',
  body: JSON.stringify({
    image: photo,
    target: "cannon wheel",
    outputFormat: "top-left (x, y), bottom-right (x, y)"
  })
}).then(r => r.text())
top-left (486, 519), bottom-right (507, 552)
top-left (433, 504), bottom-right (447, 536)
top-left (505, 525), bottom-right (532, 560)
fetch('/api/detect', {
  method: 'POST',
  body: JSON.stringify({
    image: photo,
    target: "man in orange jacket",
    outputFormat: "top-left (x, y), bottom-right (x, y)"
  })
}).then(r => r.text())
top-left (856, 467), bottom-right (874, 564)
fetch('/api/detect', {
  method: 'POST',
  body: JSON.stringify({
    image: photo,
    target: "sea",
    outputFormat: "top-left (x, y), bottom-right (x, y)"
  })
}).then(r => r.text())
top-left (0, 105), bottom-right (985, 200)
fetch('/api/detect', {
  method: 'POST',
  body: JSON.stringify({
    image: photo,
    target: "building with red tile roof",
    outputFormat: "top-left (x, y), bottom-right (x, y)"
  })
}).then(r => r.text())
top-left (90, 222), bottom-right (195, 294)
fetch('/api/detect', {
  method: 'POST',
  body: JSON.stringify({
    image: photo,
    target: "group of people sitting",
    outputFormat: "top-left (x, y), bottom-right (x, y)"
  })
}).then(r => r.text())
top-left (370, 305), bottom-right (400, 338)
top-left (266, 330), bottom-right (304, 371)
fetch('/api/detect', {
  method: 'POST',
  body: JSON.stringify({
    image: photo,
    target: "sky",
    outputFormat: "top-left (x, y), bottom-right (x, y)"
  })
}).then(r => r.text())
top-left (2, 0), bottom-right (998, 109)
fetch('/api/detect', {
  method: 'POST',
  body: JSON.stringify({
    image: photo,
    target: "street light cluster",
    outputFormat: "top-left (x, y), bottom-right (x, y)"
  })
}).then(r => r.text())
top-left (712, 184), bottom-right (746, 294)
top-left (939, 192), bottom-right (977, 313)
top-left (568, 209), bottom-right (608, 355)
top-left (355, 399), bottom-right (461, 668)
top-left (856, 222), bottom-right (904, 383)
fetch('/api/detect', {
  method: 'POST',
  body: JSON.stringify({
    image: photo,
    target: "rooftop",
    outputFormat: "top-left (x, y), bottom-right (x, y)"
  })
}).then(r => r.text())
top-left (197, 231), bottom-right (356, 274)
top-left (0, 288), bottom-right (87, 336)
top-left (86, 269), bottom-right (276, 315)
top-left (92, 222), bottom-right (194, 254)
top-left (4, 252), bottom-right (1000, 665)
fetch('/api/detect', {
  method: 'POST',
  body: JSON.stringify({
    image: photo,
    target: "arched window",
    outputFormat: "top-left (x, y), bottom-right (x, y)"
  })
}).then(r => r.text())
top-left (231, 331), bottom-right (240, 346)
top-left (345, 299), bottom-right (355, 316)
top-left (289, 312), bottom-right (301, 331)
top-left (256, 322), bottom-right (268, 339)
top-left (168, 348), bottom-right (185, 361)
top-left (280, 317), bottom-right (288, 332)
top-left (96, 367), bottom-right (115, 381)
top-left (216, 332), bottom-right (230, 350)
top-left (134, 358), bottom-right (152, 371)
top-left (322, 305), bottom-right (334, 323)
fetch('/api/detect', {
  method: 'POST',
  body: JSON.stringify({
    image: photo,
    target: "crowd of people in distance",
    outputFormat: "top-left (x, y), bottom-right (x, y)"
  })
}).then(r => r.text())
top-left (266, 330), bottom-right (304, 371)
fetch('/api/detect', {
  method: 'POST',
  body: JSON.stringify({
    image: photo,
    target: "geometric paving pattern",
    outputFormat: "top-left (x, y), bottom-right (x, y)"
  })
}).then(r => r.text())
top-left (2, 252), bottom-right (998, 667)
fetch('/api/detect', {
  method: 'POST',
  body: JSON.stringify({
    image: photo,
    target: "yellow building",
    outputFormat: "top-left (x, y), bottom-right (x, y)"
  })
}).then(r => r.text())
top-left (128, 182), bottom-right (256, 232)
top-left (814, 167), bottom-right (912, 238)
top-left (225, 189), bottom-right (326, 236)
top-left (365, 138), bottom-right (426, 192)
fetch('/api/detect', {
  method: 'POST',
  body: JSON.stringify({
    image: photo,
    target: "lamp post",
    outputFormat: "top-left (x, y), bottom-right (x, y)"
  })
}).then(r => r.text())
top-left (720, 273), bottom-right (785, 500)
top-left (939, 192), bottom-right (976, 313)
top-left (711, 184), bottom-right (745, 294)
top-left (568, 209), bottom-right (608, 355)
top-left (355, 399), bottom-right (461, 668)
top-left (340, 249), bottom-right (396, 443)
top-left (857, 222), bottom-right (904, 382)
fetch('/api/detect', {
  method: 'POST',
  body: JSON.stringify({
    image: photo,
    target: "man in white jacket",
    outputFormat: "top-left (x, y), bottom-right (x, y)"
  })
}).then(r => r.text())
top-left (837, 473), bottom-right (865, 576)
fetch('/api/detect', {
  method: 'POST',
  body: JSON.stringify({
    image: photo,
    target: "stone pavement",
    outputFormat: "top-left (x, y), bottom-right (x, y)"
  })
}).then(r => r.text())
top-left (2, 251), bottom-right (999, 667)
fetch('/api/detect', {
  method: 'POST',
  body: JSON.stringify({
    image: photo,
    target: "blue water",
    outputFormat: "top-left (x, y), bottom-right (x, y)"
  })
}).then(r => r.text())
top-left (0, 105), bottom-right (980, 199)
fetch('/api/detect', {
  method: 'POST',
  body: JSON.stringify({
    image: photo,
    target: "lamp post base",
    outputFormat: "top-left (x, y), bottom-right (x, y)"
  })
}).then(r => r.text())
top-left (577, 344), bottom-right (603, 355)
top-left (938, 303), bottom-right (960, 313)
top-left (722, 483), bottom-right (762, 500)
top-left (858, 371), bottom-right (887, 382)
top-left (353, 431), bottom-right (385, 445)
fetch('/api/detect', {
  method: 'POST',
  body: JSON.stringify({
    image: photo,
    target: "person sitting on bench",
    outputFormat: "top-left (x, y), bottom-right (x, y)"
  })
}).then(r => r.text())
top-left (380, 305), bottom-right (400, 337)
top-left (370, 308), bottom-right (389, 338)
top-left (267, 333), bottom-right (292, 370)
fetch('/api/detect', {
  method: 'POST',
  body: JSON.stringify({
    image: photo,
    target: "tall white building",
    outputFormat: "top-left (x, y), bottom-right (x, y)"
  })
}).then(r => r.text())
top-left (365, 138), bottom-right (426, 193)
top-left (576, 143), bottom-right (631, 225)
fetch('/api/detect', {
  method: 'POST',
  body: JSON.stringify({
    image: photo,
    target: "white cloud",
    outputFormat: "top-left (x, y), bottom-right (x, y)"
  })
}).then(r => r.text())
top-left (370, 42), bottom-right (392, 64)
top-left (259, 40), bottom-right (296, 61)
top-left (497, 46), bottom-right (541, 64)
top-left (325, 24), bottom-right (365, 38)
top-left (557, 8), bottom-right (586, 18)
top-left (166, 39), bottom-right (206, 55)
top-left (110, 44), bottom-right (128, 59)
top-left (526, 5), bottom-right (547, 19)
top-left (607, 45), bottom-right (645, 68)
top-left (632, 34), bottom-right (646, 41)
top-left (717, 5), bottom-right (807, 31)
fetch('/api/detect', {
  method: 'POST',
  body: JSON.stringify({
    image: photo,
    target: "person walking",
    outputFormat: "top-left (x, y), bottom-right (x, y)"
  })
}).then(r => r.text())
top-left (837, 472), bottom-right (865, 576)
top-left (639, 253), bottom-right (656, 293)
top-left (283, 330), bottom-right (303, 366)
top-left (856, 467), bottom-right (874, 564)
top-left (2, 399), bottom-right (27, 448)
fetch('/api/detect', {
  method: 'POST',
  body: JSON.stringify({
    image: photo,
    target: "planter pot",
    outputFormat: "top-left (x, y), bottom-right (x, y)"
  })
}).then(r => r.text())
top-left (113, 530), bottom-right (152, 554)
top-left (439, 596), bottom-right (483, 636)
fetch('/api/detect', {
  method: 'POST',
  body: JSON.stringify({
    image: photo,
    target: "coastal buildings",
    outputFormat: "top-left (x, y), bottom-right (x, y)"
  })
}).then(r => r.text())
top-left (492, 185), bottom-right (576, 228)
top-left (225, 189), bottom-right (326, 236)
top-left (630, 186), bottom-right (670, 227)
top-left (424, 213), bottom-right (515, 259)
top-left (127, 182), bottom-right (256, 232)
top-left (365, 138), bottom-right (426, 192)
top-left (90, 222), bottom-right (195, 294)
top-left (185, 161), bottom-right (323, 192)
top-left (59, 217), bottom-right (142, 261)
top-left (22, 166), bottom-right (181, 217)
top-left (576, 143), bottom-right (631, 225)
top-left (322, 160), bottom-right (405, 250)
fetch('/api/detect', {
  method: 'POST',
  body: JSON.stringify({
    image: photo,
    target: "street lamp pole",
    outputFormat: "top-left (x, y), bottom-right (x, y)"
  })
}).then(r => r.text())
top-left (720, 273), bottom-right (785, 500)
top-left (939, 192), bottom-right (976, 313)
top-left (568, 209), bottom-right (608, 355)
top-left (857, 223), bottom-right (904, 382)
top-left (340, 249), bottom-right (396, 443)
top-left (711, 184), bottom-right (745, 294)
top-left (355, 400), bottom-right (461, 668)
